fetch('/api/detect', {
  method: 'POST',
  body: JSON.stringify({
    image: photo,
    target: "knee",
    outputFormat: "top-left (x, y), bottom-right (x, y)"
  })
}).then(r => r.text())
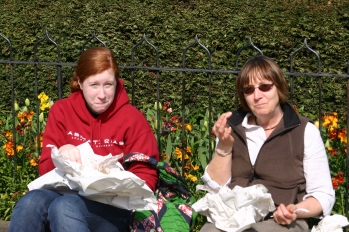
top-left (15, 189), bottom-right (59, 210)
top-left (48, 194), bottom-right (84, 215)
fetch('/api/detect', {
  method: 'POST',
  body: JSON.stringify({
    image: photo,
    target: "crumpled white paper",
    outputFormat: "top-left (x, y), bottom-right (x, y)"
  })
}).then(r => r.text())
top-left (28, 142), bottom-right (157, 211)
top-left (311, 214), bottom-right (349, 232)
top-left (192, 184), bottom-right (276, 232)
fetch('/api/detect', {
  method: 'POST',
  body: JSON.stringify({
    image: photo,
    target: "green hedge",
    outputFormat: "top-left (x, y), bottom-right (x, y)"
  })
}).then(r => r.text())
top-left (1, 0), bottom-right (349, 119)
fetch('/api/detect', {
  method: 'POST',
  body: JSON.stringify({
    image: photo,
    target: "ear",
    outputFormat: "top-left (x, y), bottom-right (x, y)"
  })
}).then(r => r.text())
top-left (77, 78), bottom-right (82, 89)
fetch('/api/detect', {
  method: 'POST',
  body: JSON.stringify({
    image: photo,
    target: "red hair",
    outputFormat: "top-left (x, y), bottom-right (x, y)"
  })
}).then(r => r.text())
top-left (70, 47), bottom-right (120, 92)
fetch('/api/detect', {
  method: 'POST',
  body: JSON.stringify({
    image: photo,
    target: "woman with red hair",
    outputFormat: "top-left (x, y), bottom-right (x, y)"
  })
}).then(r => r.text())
top-left (9, 47), bottom-right (159, 232)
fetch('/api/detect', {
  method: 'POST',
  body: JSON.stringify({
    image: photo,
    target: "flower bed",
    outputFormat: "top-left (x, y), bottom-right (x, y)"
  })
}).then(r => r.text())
top-left (0, 96), bottom-right (347, 231)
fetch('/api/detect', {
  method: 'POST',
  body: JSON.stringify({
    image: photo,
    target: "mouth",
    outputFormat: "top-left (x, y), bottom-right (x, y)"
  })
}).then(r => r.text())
top-left (254, 103), bottom-right (266, 108)
top-left (95, 101), bottom-right (108, 105)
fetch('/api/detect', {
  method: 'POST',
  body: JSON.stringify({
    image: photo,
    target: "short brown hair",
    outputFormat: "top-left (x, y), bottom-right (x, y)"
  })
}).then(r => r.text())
top-left (236, 55), bottom-right (289, 111)
top-left (70, 47), bottom-right (120, 93)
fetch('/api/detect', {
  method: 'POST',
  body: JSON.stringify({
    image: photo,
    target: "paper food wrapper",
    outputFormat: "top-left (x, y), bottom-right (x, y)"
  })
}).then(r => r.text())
top-left (192, 184), bottom-right (276, 232)
top-left (28, 142), bottom-right (157, 211)
top-left (311, 214), bottom-right (349, 232)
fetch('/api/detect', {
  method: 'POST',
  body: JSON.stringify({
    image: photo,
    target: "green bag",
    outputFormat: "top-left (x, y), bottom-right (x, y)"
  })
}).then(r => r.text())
top-left (123, 152), bottom-right (198, 232)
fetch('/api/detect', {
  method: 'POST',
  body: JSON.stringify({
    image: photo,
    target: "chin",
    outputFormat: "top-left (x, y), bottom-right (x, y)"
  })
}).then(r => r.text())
top-left (92, 107), bottom-right (108, 114)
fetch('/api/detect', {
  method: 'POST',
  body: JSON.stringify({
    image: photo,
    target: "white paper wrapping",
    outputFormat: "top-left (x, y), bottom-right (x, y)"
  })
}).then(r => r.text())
top-left (28, 142), bottom-right (157, 211)
top-left (311, 214), bottom-right (349, 232)
top-left (192, 184), bottom-right (276, 232)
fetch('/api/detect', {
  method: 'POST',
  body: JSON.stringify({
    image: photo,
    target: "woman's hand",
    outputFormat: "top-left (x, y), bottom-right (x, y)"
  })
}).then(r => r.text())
top-left (213, 112), bottom-right (234, 151)
top-left (273, 203), bottom-right (298, 225)
top-left (59, 144), bottom-right (81, 163)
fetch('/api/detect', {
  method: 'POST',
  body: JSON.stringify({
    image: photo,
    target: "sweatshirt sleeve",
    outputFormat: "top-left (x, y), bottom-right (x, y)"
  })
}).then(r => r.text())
top-left (38, 103), bottom-right (67, 175)
top-left (123, 109), bottom-right (159, 192)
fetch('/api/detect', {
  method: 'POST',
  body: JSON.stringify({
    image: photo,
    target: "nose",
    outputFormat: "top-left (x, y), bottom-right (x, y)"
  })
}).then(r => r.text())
top-left (253, 87), bottom-right (262, 100)
top-left (97, 87), bottom-right (106, 99)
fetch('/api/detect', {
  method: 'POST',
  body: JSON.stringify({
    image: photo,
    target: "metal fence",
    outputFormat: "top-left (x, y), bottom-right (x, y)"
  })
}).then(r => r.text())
top-left (1, 31), bottom-right (349, 222)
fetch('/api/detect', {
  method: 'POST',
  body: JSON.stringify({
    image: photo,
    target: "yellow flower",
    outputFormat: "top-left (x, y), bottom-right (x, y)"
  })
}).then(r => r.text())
top-left (17, 112), bottom-right (23, 119)
top-left (184, 173), bottom-right (198, 182)
top-left (338, 128), bottom-right (347, 144)
top-left (27, 111), bottom-right (35, 121)
top-left (5, 131), bottom-right (13, 138)
top-left (186, 146), bottom-right (192, 156)
top-left (16, 145), bottom-right (23, 152)
top-left (3, 141), bottom-right (14, 157)
top-left (175, 147), bottom-right (189, 161)
top-left (40, 102), bottom-right (50, 111)
top-left (175, 147), bottom-right (182, 160)
top-left (191, 164), bottom-right (199, 171)
top-left (185, 124), bottom-right (193, 131)
top-left (190, 175), bottom-right (198, 182)
top-left (38, 92), bottom-right (48, 100)
top-left (322, 112), bottom-right (338, 128)
top-left (30, 159), bottom-right (37, 167)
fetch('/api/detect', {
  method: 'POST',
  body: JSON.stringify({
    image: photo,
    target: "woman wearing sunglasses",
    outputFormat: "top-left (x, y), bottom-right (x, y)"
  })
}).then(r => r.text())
top-left (200, 55), bottom-right (334, 231)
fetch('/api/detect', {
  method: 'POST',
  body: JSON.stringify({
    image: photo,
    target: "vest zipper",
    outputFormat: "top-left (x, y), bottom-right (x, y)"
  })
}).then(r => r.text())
top-left (248, 165), bottom-right (255, 183)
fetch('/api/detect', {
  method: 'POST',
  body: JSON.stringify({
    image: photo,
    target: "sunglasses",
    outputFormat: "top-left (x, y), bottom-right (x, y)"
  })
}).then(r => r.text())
top-left (242, 83), bottom-right (274, 95)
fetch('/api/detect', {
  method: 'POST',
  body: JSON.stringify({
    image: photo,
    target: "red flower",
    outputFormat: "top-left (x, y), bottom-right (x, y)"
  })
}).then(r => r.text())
top-left (337, 172), bottom-right (345, 184)
top-left (328, 128), bottom-right (337, 140)
top-left (332, 177), bottom-right (339, 189)
top-left (163, 101), bottom-right (170, 111)
top-left (331, 150), bottom-right (338, 156)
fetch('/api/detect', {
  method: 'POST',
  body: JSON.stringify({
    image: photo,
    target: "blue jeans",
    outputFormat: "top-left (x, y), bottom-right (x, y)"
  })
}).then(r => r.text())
top-left (9, 189), bottom-right (132, 232)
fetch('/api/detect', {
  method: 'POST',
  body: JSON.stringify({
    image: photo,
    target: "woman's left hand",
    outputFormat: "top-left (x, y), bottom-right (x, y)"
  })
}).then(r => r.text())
top-left (273, 203), bottom-right (297, 225)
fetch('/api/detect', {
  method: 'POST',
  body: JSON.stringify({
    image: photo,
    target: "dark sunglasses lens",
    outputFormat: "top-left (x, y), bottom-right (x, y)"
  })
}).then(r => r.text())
top-left (243, 84), bottom-right (273, 94)
top-left (243, 87), bottom-right (254, 94)
top-left (259, 84), bottom-right (273, 92)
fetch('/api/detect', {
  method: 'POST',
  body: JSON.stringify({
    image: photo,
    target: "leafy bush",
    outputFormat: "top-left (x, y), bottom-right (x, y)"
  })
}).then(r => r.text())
top-left (1, 0), bottom-right (349, 118)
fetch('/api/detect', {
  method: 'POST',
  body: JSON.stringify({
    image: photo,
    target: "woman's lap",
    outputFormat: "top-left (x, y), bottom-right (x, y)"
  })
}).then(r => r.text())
top-left (9, 189), bottom-right (131, 232)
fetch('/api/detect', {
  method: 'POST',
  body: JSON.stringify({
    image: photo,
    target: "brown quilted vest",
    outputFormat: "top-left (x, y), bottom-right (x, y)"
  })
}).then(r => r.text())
top-left (227, 104), bottom-right (310, 206)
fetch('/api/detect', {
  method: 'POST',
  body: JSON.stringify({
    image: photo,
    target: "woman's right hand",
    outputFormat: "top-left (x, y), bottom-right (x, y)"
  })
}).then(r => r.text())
top-left (59, 144), bottom-right (81, 163)
top-left (213, 112), bottom-right (234, 151)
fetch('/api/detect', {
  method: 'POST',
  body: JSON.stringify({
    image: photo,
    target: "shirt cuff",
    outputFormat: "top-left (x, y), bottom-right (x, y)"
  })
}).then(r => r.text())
top-left (201, 165), bottom-right (231, 190)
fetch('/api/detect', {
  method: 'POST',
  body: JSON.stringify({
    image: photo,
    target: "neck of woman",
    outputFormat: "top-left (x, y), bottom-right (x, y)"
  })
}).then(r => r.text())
top-left (86, 102), bottom-right (100, 118)
top-left (254, 108), bottom-right (283, 130)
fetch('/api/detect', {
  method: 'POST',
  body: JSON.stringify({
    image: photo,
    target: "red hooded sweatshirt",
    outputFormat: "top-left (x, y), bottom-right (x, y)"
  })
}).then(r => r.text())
top-left (38, 79), bottom-right (159, 191)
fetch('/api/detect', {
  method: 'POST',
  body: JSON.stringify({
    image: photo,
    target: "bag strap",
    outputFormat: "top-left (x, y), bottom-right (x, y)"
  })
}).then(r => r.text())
top-left (122, 152), bottom-right (191, 196)
top-left (123, 152), bottom-right (158, 169)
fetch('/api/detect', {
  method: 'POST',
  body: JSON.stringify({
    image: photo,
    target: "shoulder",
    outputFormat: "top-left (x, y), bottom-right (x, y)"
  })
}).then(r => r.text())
top-left (51, 93), bottom-right (80, 108)
top-left (118, 104), bottom-right (149, 123)
top-left (304, 121), bottom-right (321, 136)
top-left (298, 115), bottom-right (312, 123)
